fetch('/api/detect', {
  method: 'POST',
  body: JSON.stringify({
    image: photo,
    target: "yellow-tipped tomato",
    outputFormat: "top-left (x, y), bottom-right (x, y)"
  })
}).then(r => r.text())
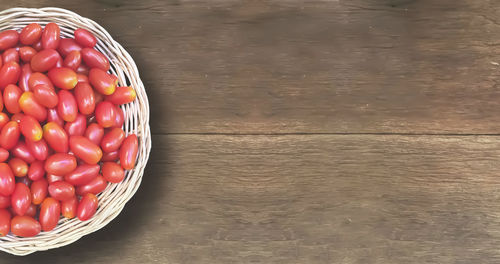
top-left (106, 86), bottom-right (136, 105)
top-left (19, 115), bottom-right (42, 142)
top-left (8, 158), bottom-right (28, 177)
top-left (43, 122), bottom-right (69, 153)
top-left (89, 68), bottom-right (115, 95)
top-left (57, 90), bottom-right (78, 122)
top-left (48, 67), bottom-right (77, 90)
top-left (18, 92), bottom-right (47, 122)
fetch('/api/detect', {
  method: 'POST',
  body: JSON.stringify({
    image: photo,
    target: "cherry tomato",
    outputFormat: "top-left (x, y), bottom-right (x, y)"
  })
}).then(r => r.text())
top-left (74, 82), bottom-right (95, 115)
top-left (0, 113), bottom-right (7, 131)
top-left (32, 39), bottom-right (42, 51)
top-left (0, 148), bottom-right (8, 162)
top-left (30, 178), bottom-right (48, 205)
top-left (0, 209), bottom-right (10, 236)
top-left (48, 181), bottom-right (75, 201)
top-left (0, 195), bottom-right (10, 209)
top-left (30, 49), bottom-right (60, 72)
top-left (41, 23), bottom-right (60, 50)
top-left (94, 89), bottom-right (104, 104)
top-left (76, 62), bottom-right (89, 75)
top-left (39, 197), bottom-right (60, 231)
top-left (65, 114), bottom-right (86, 136)
top-left (9, 158), bottom-right (28, 177)
top-left (63, 50), bottom-right (81, 71)
top-left (81, 48), bottom-right (109, 71)
top-left (28, 72), bottom-right (53, 90)
top-left (19, 46), bottom-right (37, 63)
top-left (11, 215), bottom-right (40, 237)
top-left (11, 141), bottom-right (36, 164)
top-left (0, 30), bottom-right (19, 51)
top-left (106, 86), bottom-right (136, 105)
top-left (18, 63), bottom-right (32, 92)
top-left (61, 196), bottom-right (77, 219)
top-left (47, 108), bottom-right (64, 127)
top-left (28, 160), bottom-right (45, 181)
top-left (0, 61), bottom-right (21, 89)
top-left (74, 28), bottom-right (97, 48)
top-left (101, 150), bottom-right (119, 162)
top-left (46, 174), bottom-right (63, 184)
top-left (11, 113), bottom-right (24, 124)
top-left (19, 91), bottom-right (47, 122)
top-left (89, 68), bottom-right (115, 95)
top-left (0, 163), bottom-right (14, 196)
top-left (69, 136), bottom-right (102, 164)
top-left (26, 138), bottom-right (48, 161)
top-left (24, 204), bottom-right (37, 217)
top-left (113, 107), bottom-right (125, 128)
top-left (95, 101), bottom-right (117, 128)
top-left (85, 123), bottom-right (104, 145)
top-left (120, 134), bottom-right (138, 170)
top-left (101, 128), bottom-right (125, 153)
top-left (57, 90), bottom-right (77, 122)
top-left (2, 48), bottom-right (19, 64)
top-left (48, 67), bottom-right (78, 90)
top-left (33, 84), bottom-right (58, 108)
top-left (43, 122), bottom-right (69, 153)
top-left (0, 121), bottom-right (19, 150)
top-left (45, 153), bottom-right (77, 176)
top-left (20, 23), bottom-right (42, 45)
top-left (3, 84), bottom-right (21, 114)
top-left (77, 193), bottom-right (98, 221)
top-left (64, 164), bottom-right (99, 186)
top-left (102, 162), bottom-right (125, 183)
top-left (19, 115), bottom-right (42, 142)
top-left (77, 73), bottom-right (88, 83)
top-left (57, 38), bottom-right (82, 57)
top-left (11, 183), bottom-right (31, 216)
top-left (76, 175), bottom-right (107, 195)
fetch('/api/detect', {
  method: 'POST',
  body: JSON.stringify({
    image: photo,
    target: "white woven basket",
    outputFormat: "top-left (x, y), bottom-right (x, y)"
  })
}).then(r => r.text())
top-left (0, 7), bottom-right (151, 255)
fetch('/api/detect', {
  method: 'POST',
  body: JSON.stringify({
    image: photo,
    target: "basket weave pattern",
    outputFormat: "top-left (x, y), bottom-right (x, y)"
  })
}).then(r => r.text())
top-left (0, 7), bottom-right (151, 256)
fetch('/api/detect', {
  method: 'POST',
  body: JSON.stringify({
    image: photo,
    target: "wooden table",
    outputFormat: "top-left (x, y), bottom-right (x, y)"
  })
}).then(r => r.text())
top-left (1, 0), bottom-right (500, 263)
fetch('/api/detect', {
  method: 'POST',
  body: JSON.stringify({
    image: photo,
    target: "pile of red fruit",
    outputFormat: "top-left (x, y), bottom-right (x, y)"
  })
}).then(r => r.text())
top-left (0, 22), bottom-right (138, 237)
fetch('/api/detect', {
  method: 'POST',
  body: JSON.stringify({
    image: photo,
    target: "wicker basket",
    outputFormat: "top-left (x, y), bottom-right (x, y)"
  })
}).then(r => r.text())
top-left (0, 7), bottom-right (151, 255)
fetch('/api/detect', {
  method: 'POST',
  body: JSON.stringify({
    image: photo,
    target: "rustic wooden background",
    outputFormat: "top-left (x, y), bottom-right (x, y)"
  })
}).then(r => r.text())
top-left (1, 0), bottom-right (500, 263)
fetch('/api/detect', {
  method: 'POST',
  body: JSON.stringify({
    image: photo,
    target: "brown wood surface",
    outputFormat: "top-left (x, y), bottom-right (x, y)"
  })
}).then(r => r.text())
top-left (0, 0), bottom-right (500, 263)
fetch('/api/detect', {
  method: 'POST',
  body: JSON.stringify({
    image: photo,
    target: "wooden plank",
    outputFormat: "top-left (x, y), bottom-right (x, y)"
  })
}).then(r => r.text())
top-left (3, 0), bottom-right (500, 133)
top-left (1, 134), bottom-right (500, 263)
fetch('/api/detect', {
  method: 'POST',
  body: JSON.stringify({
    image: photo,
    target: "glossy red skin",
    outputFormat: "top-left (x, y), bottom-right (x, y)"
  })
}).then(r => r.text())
top-left (9, 158), bottom-right (28, 177)
top-left (0, 148), bottom-right (8, 163)
top-left (19, 46), bottom-right (37, 63)
top-left (69, 136), bottom-right (102, 164)
top-left (76, 63), bottom-right (89, 75)
top-left (101, 151), bottom-right (119, 162)
top-left (31, 178), bottom-right (48, 205)
top-left (30, 49), bottom-right (60, 72)
top-left (81, 48), bottom-right (109, 71)
top-left (11, 215), bottom-right (41, 237)
top-left (64, 164), bottom-right (99, 186)
top-left (48, 181), bottom-right (75, 201)
top-left (33, 84), bottom-right (58, 108)
top-left (89, 68), bottom-right (115, 95)
top-left (2, 48), bottom-right (19, 64)
top-left (28, 160), bottom-right (45, 181)
top-left (12, 141), bottom-right (36, 164)
top-left (120, 134), bottom-right (138, 170)
top-left (113, 107), bottom-right (125, 128)
top-left (19, 91), bottom-right (47, 122)
top-left (102, 162), bottom-right (125, 183)
top-left (10, 113), bottom-right (24, 123)
top-left (77, 73), bottom-right (88, 83)
top-left (20, 23), bottom-right (42, 45)
top-left (48, 67), bottom-right (78, 90)
top-left (24, 204), bottom-right (37, 218)
top-left (94, 89), bottom-right (104, 104)
top-left (11, 183), bottom-right (31, 216)
top-left (101, 128), bottom-right (125, 153)
top-left (76, 175), bottom-right (107, 195)
top-left (26, 138), bottom-right (49, 162)
top-left (0, 113), bottom-right (8, 131)
top-left (0, 121), bottom-right (19, 150)
top-left (57, 38), bottom-right (82, 57)
top-left (95, 101), bottom-right (117, 128)
top-left (41, 23), bottom-right (60, 50)
top-left (57, 90), bottom-right (78, 122)
top-left (0, 30), bottom-right (19, 51)
top-left (28, 72), bottom-right (54, 90)
top-left (65, 114), bottom-right (86, 136)
top-left (77, 193), bottom-right (98, 221)
top-left (45, 153), bottom-right (77, 176)
top-left (0, 209), bottom-right (10, 236)
top-left (18, 63), bottom-right (32, 92)
top-left (61, 196), bottom-right (77, 219)
top-left (0, 163), bottom-right (14, 196)
top-left (47, 108), bottom-right (64, 127)
top-left (0, 195), bottom-right (9, 209)
top-left (74, 82), bottom-right (95, 115)
top-left (39, 197), bottom-right (60, 231)
top-left (0, 87), bottom-right (5, 112)
top-left (46, 174), bottom-right (63, 184)
top-left (20, 115), bottom-right (42, 142)
top-left (43, 122), bottom-right (69, 153)
top-left (32, 39), bottom-right (43, 51)
top-left (3, 84), bottom-right (21, 113)
top-left (0, 61), bottom-right (21, 89)
top-left (85, 123), bottom-right (104, 145)
top-left (106, 86), bottom-right (136, 105)
top-left (63, 50), bottom-right (81, 70)
top-left (74, 28), bottom-right (97, 48)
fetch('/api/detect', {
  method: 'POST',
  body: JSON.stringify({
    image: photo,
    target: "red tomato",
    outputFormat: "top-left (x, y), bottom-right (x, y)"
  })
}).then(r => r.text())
top-left (0, 209), bottom-right (10, 236)
top-left (9, 158), bottom-right (28, 177)
top-left (0, 163), bottom-right (14, 196)
top-left (11, 113), bottom-right (23, 123)
top-left (74, 82), bottom-right (95, 115)
top-left (57, 38), bottom-right (82, 57)
top-left (39, 197), bottom-right (60, 231)
top-left (47, 108), bottom-right (64, 127)
top-left (76, 73), bottom-right (88, 83)
top-left (102, 162), bottom-right (125, 183)
top-left (41, 23), bottom-right (60, 50)
top-left (84, 123), bottom-right (104, 145)
top-left (46, 174), bottom-right (63, 184)
top-left (11, 215), bottom-right (40, 237)
top-left (0, 30), bottom-right (19, 51)
top-left (69, 136), bottom-right (102, 164)
top-left (63, 50), bottom-right (81, 70)
top-left (19, 46), bottom-right (37, 63)
top-left (30, 178), bottom-right (47, 205)
top-left (81, 48), bottom-right (109, 71)
top-left (20, 115), bottom-right (42, 142)
top-left (2, 48), bottom-right (19, 64)
top-left (0, 148), bottom-right (8, 162)
top-left (30, 49), bottom-right (60, 72)
top-left (24, 204), bottom-right (37, 217)
top-left (19, 91), bottom-right (47, 122)
top-left (3, 84), bottom-right (21, 114)
top-left (45, 153), bottom-right (77, 176)
top-left (0, 195), bottom-right (10, 209)
top-left (43, 122), bottom-right (68, 153)
top-left (33, 84), bottom-right (58, 108)
top-left (26, 138), bottom-right (48, 161)
top-left (61, 196), bottom-right (77, 219)
top-left (28, 160), bottom-right (45, 181)
top-left (18, 63), bottom-right (32, 92)
top-left (76, 175), bottom-right (107, 195)
top-left (57, 90), bottom-right (77, 122)
top-left (20, 23), bottom-right (42, 45)
top-left (89, 68), bottom-right (115, 95)
top-left (65, 114), bottom-right (86, 136)
top-left (64, 164), bottom-right (99, 186)
top-left (76, 63), bottom-right (89, 75)
top-left (101, 150), bottom-right (119, 162)
top-left (48, 181), bottom-right (75, 201)
top-left (32, 39), bottom-right (42, 51)
top-left (101, 128), bottom-right (125, 153)
top-left (77, 193), bottom-right (98, 221)
top-left (12, 141), bottom-right (36, 164)
top-left (95, 101), bottom-right (117, 128)
top-left (48, 67), bottom-right (78, 90)
top-left (106, 86), bottom-right (136, 105)
top-left (28, 72), bottom-right (53, 90)
top-left (120, 134), bottom-right (138, 170)
top-left (113, 107), bottom-right (124, 128)
top-left (0, 113), bottom-right (8, 131)
top-left (0, 121), bottom-right (20, 150)
top-left (11, 183), bottom-right (31, 216)
top-left (0, 61), bottom-right (21, 89)
top-left (74, 28), bottom-right (97, 48)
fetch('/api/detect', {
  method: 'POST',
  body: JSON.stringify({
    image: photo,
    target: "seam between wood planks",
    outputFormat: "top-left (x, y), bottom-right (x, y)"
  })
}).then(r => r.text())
top-left (151, 132), bottom-right (500, 136)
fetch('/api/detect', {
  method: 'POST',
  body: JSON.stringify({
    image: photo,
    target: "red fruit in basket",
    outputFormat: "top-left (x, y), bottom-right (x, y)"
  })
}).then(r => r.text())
top-left (113, 107), bottom-right (124, 128)
top-left (77, 193), bottom-right (98, 221)
top-left (77, 73), bottom-right (88, 83)
top-left (25, 204), bottom-right (37, 218)
top-left (47, 108), bottom-right (64, 127)
top-left (63, 50), bottom-right (81, 70)
top-left (20, 23), bottom-right (42, 45)
top-left (19, 46), bottom-right (37, 63)
top-left (0, 163), bottom-right (15, 196)
top-left (95, 101), bottom-right (117, 128)
top-left (48, 181), bottom-right (75, 201)
top-left (0, 114), bottom-right (7, 130)
top-left (61, 196), bottom-right (77, 219)
top-left (11, 183), bottom-right (31, 216)
top-left (48, 67), bottom-right (78, 90)
top-left (45, 153), bottom-right (76, 176)
top-left (28, 160), bottom-right (45, 181)
top-left (69, 136), bottom-right (102, 164)
top-left (31, 178), bottom-right (48, 205)
top-left (19, 91), bottom-right (47, 122)
top-left (46, 174), bottom-right (64, 184)
top-left (3, 84), bottom-right (21, 113)
top-left (32, 39), bottom-right (43, 51)
top-left (9, 158), bottom-right (28, 177)
top-left (31, 49), bottom-right (60, 72)
top-left (81, 48), bottom-right (109, 71)
top-left (39, 197), bottom-right (60, 231)
top-left (107, 86), bottom-right (136, 105)
top-left (42, 22), bottom-right (60, 50)
top-left (64, 164), bottom-right (99, 186)
top-left (57, 90), bottom-right (77, 122)
top-left (28, 72), bottom-right (54, 90)
top-left (12, 141), bottom-right (36, 164)
top-left (85, 123), bottom-right (104, 145)
top-left (94, 89), bottom-right (104, 104)
top-left (18, 63), bottom-right (32, 92)
top-left (65, 114), bottom-right (86, 136)
top-left (89, 68), bottom-right (115, 95)
top-left (102, 162), bottom-right (125, 183)
top-left (0, 121), bottom-right (19, 150)
top-left (0, 148), bottom-right (8, 163)
top-left (58, 38), bottom-right (82, 57)
top-left (20, 115), bottom-right (42, 142)
top-left (11, 215), bottom-right (40, 237)
top-left (33, 84), bottom-right (58, 108)
top-left (76, 63), bottom-right (89, 75)
top-left (26, 139), bottom-right (49, 161)
top-left (101, 127), bottom-right (125, 153)
top-left (76, 175), bottom-right (107, 195)
top-left (0, 61), bottom-right (21, 89)
top-left (120, 134), bottom-right (138, 170)
top-left (101, 150), bottom-right (119, 162)
top-left (0, 209), bottom-right (10, 236)
top-left (0, 30), bottom-right (19, 51)
top-left (74, 82), bottom-right (95, 115)
top-left (0, 195), bottom-right (9, 209)
top-left (74, 28), bottom-right (97, 48)
top-left (2, 48), bottom-right (19, 64)
top-left (43, 122), bottom-right (69, 153)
